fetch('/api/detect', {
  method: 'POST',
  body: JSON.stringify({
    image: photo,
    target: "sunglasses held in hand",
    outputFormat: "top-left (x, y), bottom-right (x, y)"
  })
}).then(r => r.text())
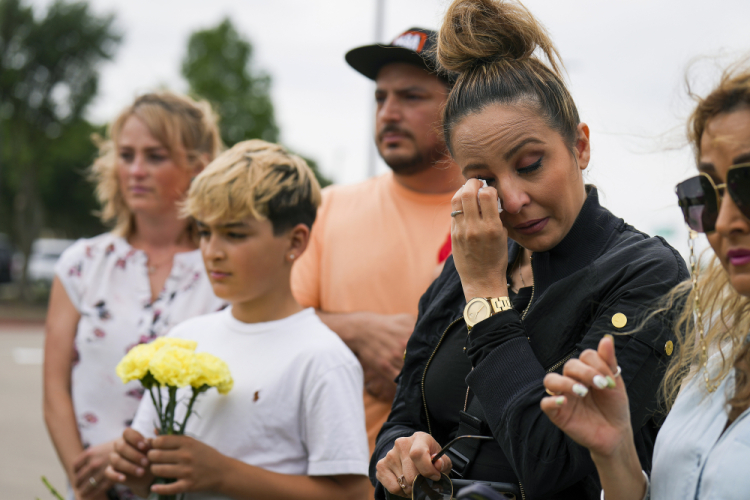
top-left (676, 163), bottom-right (750, 233)
top-left (409, 435), bottom-right (519, 500)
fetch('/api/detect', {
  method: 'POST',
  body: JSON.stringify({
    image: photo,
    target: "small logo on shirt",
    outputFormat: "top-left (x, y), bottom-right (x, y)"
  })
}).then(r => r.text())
top-left (253, 391), bottom-right (260, 402)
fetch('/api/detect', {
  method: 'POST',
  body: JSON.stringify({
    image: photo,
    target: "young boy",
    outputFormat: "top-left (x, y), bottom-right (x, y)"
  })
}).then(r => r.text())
top-left (105, 140), bottom-right (369, 499)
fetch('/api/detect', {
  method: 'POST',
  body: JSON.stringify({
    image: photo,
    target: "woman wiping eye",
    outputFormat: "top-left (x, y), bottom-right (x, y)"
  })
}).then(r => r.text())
top-left (371, 1), bottom-right (687, 498)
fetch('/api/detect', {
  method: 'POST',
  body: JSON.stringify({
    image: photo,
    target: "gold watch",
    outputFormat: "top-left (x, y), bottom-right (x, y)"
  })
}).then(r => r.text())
top-left (464, 297), bottom-right (512, 332)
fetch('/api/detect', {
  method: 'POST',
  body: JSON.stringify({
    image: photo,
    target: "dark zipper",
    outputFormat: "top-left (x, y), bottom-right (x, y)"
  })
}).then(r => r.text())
top-left (518, 255), bottom-right (533, 500)
top-left (520, 254), bottom-right (535, 321)
top-left (508, 351), bottom-right (578, 500)
top-left (421, 316), bottom-right (463, 436)
top-left (546, 350), bottom-right (576, 373)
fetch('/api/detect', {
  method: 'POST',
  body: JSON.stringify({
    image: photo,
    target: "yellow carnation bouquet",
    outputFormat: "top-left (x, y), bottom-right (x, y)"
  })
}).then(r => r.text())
top-left (116, 337), bottom-right (233, 499)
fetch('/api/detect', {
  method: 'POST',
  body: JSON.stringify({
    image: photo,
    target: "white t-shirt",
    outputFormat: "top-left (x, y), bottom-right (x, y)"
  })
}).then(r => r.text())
top-left (131, 307), bottom-right (369, 499)
top-left (54, 232), bottom-right (225, 450)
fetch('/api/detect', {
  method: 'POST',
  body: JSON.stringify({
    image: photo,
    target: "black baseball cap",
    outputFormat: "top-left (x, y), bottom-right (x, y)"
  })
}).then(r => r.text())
top-left (345, 27), bottom-right (454, 83)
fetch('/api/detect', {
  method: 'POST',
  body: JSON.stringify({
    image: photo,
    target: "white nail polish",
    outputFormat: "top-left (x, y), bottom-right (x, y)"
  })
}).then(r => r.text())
top-left (593, 375), bottom-right (608, 389)
top-left (572, 383), bottom-right (589, 397)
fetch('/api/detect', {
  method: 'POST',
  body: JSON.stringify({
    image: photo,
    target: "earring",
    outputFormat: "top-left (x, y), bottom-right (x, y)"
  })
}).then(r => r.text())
top-left (289, 254), bottom-right (295, 260)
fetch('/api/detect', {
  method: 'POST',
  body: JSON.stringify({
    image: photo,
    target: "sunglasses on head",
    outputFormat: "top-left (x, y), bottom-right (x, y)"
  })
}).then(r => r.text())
top-left (675, 163), bottom-right (750, 233)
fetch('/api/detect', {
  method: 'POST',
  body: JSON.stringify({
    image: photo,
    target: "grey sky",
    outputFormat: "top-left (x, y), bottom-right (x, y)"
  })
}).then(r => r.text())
top-left (30, 0), bottom-right (750, 258)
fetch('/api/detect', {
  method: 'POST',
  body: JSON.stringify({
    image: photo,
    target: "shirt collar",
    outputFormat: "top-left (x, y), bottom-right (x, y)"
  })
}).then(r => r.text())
top-left (508, 186), bottom-right (622, 297)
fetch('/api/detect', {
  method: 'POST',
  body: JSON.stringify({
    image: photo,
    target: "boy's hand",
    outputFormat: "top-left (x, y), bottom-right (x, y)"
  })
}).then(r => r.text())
top-left (148, 435), bottom-right (228, 495)
top-left (104, 428), bottom-right (154, 497)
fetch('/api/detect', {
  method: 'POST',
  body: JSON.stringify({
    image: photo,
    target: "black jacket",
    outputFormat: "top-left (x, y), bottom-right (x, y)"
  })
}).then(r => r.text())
top-left (370, 188), bottom-right (689, 499)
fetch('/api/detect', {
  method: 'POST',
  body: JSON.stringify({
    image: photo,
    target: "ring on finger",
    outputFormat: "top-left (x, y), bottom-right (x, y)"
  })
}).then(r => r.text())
top-left (397, 475), bottom-right (407, 491)
top-left (545, 387), bottom-right (558, 396)
top-left (613, 365), bottom-right (622, 378)
top-left (450, 210), bottom-right (464, 217)
top-left (89, 477), bottom-right (97, 487)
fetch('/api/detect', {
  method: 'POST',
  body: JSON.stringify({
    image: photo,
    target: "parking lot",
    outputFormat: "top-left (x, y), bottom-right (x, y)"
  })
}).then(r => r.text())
top-left (0, 321), bottom-right (67, 500)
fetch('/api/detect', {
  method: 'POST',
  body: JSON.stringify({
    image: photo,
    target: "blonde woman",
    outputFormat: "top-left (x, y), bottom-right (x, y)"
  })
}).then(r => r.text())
top-left (43, 92), bottom-right (225, 500)
top-left (541, 65), bottom-right (750, 499)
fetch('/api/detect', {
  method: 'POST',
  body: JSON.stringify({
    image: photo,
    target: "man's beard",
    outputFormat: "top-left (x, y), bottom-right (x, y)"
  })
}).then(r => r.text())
top-left (377, 126), bottom-right (445, 176)
top-left (383, 149), bottom-right (428, 175)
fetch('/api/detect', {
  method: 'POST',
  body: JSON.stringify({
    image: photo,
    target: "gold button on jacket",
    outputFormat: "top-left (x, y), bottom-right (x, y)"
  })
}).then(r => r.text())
top-left (612, 313), bottom-right (627, 329)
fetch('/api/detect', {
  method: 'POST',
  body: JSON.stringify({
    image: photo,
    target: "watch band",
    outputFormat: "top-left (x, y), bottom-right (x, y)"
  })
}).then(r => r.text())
top-left (490, 297), bottom-right (512, 314)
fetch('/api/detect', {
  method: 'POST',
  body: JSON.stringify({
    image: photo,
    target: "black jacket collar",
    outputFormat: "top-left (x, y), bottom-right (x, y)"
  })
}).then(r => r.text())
top-left (508, 186), bottom-right (622, 299)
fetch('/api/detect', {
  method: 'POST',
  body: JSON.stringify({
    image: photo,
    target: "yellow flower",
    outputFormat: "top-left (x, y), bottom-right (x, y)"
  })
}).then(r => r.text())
top-left (192, 352), bottom-right (234, 394)
top-left (151, 337), bottom-right (198, 352)
top-left (149, 346), bottom-right (198, 387)
top-left (116, 342), bottom-right (158, 383)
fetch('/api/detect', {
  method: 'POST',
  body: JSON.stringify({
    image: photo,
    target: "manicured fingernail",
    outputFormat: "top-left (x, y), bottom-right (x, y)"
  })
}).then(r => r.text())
top-left (141, 458), bottom-right (148, 466)
top-left (604, 334), bottom-right (614, 341)
top-left (572, 383), bottom-right (589, 397)
top-left (606, 376), bottom-right (616, 389)
top-left (135, 467), bottom-right (144, 476)
top-left (555, 396), bottom-right (566, 406)
top-left (137, 441), bottom-right (146, 450)
top-left (593, 375), bottom-right (608, 389)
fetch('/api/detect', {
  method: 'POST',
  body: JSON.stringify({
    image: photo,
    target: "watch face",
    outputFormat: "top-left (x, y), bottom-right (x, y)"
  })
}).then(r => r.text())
top-left (465, 299), bottom-right (491, 325)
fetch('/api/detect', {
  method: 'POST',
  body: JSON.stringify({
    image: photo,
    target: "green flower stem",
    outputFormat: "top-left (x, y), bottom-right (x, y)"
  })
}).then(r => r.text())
top-left (166, 386), bottom-right (178, 434)
top-left (179, 386), bottom-right (204, 434)
top-left (158, 384), bottom-right (164, 430)
top-left (154, 386), bottom-right (179, 499)
top-left (41, 476), bottom-right (64, 500)
top-left (147, 386), bottom-right (163, 432)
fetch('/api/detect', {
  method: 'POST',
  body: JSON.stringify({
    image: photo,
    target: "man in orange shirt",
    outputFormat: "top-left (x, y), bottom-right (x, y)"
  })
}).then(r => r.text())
top-left (292, 27), bottom-right (463, 467)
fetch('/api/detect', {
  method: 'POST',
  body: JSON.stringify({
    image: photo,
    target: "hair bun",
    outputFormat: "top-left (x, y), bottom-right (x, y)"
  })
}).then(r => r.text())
top-left (437, 0), bottom-right (560, 75)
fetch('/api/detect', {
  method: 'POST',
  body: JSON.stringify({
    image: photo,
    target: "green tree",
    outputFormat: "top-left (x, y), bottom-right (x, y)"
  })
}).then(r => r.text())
top-left (0, 0), bottom-right (120, 295)
top-left (182, 18), bottom-right (278, 146)
top-left (182, 19), bottom-right (331, 187)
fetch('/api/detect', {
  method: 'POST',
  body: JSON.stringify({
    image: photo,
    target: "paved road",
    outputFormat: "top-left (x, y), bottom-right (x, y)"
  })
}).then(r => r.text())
top-left (0, 323), bottom-right (67, 500)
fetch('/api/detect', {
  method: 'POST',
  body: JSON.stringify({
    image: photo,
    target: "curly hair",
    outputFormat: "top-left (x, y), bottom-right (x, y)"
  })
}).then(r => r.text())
top-left (662, 62), bottom-right (750, 419)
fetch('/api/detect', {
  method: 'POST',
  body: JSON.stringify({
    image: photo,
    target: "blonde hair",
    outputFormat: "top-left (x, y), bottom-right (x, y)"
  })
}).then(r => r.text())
top-left (662, 64), bottom-right (750, 418)
top-left (90, 92), bottom-right (223, 236)
top-left (184, 139), bottom-right (321, 234)
top-left (436, 0), bottom-right (579, 152)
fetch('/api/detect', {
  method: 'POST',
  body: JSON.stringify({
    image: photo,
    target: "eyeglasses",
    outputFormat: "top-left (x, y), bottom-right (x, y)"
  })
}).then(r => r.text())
top-left (411, 435), bottom-right (493, 500)
top-left (675, 163), bottom-right (750, 233)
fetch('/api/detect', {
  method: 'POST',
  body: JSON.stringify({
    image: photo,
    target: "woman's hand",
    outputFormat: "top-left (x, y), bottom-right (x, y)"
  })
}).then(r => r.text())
top-left (540, 335), bottom-right (633, 457)
top-left (540, 335), bottom-right (648, 500)
top-left (147, 435), bottom-right (229, 496)
top-left (375, 432), bottom-right (452, 498)
top-left (72, 441), bottom-right (115, 499)
top-left (451, 179), bottom-right (509, 301)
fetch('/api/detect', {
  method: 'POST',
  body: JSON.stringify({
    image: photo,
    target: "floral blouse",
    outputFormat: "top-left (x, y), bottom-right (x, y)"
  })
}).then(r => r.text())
top-left (55, 232), bottom-right (225, 452)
